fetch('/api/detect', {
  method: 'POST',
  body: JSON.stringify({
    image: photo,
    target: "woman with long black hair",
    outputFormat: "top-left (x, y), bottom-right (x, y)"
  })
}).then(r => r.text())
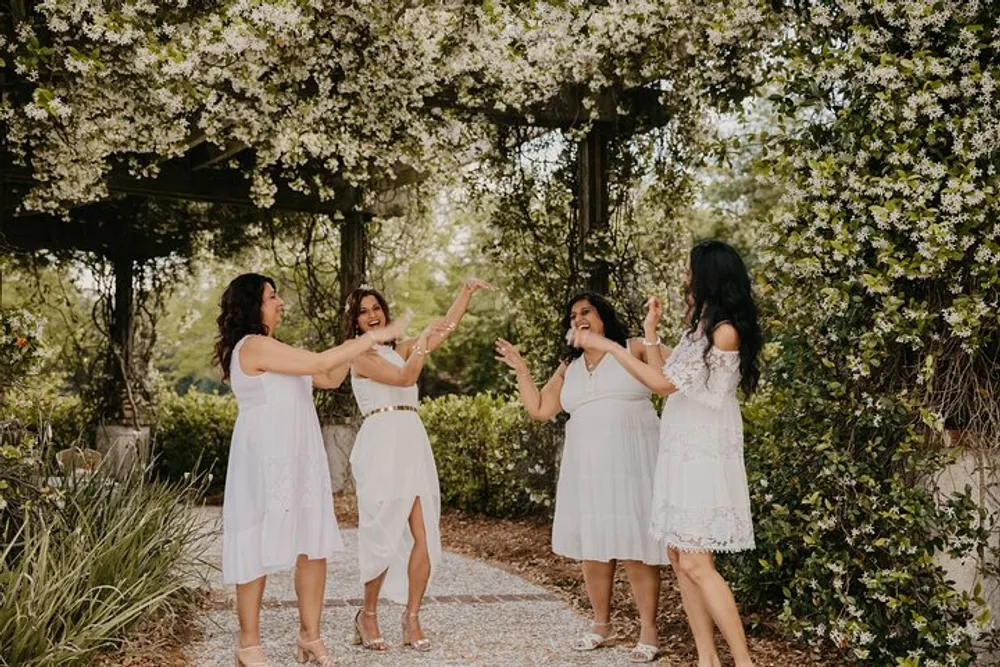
top-left (214, 273), bottom-right (409, 667)
top-left (496, 292), bottom-right (668, 663)
top-left (570, 240), bottom-right (762, 667)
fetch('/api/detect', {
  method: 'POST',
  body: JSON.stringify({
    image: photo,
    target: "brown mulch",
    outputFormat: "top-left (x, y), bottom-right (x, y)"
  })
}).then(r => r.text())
top-left (90, 590), bottom-right (209, 667)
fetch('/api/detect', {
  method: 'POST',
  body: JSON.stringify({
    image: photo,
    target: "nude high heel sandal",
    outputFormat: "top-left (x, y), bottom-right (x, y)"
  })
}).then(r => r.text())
top-left (234, 645), bottom-right (270, 667)
top-left (401, 610), bottom-right (431, 652)
top-left (352, 609), bottom-right (389, 650)
top-left (294, 635), bottom-right (337, 665)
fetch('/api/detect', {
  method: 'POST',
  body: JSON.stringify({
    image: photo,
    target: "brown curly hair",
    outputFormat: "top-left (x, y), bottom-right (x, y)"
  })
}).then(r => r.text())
top-left (341, 287), bottom-right (394, 347)
top-left (213, 273), bottom-right (276, 381)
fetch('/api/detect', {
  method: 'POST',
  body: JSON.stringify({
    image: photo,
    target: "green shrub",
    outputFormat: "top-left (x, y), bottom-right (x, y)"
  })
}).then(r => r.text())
top-left (152, 389), bottom-right (237, 492)
top-left (0, 466), bottom-right (208, 667)
top-left (420, 393), bottom-right (561, 517)
top-left (722, 337), bottom-right (990, 665)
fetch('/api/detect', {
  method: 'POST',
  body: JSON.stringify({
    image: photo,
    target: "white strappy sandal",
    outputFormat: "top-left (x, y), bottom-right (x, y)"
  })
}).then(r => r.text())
top-left (629, 642), bottom-right (660, 663)
top-left (572, 622), bottom-right (619, 651)
top-left (401, 611), bottom-right (432, 652)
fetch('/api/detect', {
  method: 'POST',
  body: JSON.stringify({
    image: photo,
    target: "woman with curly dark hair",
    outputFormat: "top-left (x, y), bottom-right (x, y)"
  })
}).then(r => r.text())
top-left (214, 273), bottom-right (409, 667)
top-left (496, 292), bottom-right (669, 663)
top-left (570, 240), bottom-right (763, 667)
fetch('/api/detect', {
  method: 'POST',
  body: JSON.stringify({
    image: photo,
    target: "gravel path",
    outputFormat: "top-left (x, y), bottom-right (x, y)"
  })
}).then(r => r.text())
top-left (185, 508), bottom-right (651, 666)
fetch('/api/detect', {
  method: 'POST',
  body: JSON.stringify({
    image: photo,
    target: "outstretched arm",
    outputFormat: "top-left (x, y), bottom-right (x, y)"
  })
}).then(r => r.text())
top-left (570, 329), bottom-right (679, 397)
top-left (496, 338), bottom-right (565, 420)
top-left (240, 315), bottom-right (409, 377)
top-left (312, 362), bottom-right (351, 390)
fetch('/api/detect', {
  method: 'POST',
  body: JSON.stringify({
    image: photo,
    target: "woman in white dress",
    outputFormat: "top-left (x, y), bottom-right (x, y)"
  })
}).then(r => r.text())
top-left (343, 280), bottom-right (493, 652)
top-left (495, 292), bottom-right (669, 663)
top-left (570, 240), bottom-right (762, 667)
top-left (214, 273), bottom-right (409, 667)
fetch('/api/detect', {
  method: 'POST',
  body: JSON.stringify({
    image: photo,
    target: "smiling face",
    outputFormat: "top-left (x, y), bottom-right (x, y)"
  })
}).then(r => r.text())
top-left (355, 295), bottom-right (387, 334)
top-left (260, 281), bottom-right (284, 334)
top-left (569, 298), bottom-right (606, 337)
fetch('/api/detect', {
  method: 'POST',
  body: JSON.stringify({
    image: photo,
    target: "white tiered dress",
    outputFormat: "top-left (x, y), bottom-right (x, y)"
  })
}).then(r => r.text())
top-left (553, 350), bottom-right (668, 565)
top-left (350, 345), bottom-right (442, 603)
top-left (222, 335), bottom-right (343, 584)
top-left (649, 332), bottom-right (755, 553)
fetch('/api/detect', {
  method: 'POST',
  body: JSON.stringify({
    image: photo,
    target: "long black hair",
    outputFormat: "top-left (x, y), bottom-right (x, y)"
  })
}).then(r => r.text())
top-left (688, 240), bottom-right (762, 395)
top-left (561, 291), bottom-right (630, 360)
top-left (213, 273), bottom-right (276, 381)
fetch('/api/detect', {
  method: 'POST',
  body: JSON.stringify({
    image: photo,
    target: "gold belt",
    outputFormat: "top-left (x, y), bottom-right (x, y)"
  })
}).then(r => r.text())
top-left (362, 405), bottom-right (418, 420)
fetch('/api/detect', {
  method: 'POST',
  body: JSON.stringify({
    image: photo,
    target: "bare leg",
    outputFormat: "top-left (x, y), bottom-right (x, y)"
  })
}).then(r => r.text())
top-left (294, 555), bottom-right (328, 647)
top-left (581, 559), bottom-right (617, 636)
top-left (676, 551), bottom-right (753, 667)
top-left (236, 576), bottom-right (266, 651)
top-left (359, 569), bottom-right (387, 645)
top-left (668, 548), bottom-right (721, 667)
top-left (622, 560), bottom-right (660, 646)
top-left (404, 496), bottom-right (432, 643)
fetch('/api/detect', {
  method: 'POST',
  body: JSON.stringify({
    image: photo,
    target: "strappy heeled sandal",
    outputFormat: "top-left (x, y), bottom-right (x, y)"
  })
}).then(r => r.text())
top-left (294, 635), bottom-right (337, 665)
top-left (234, 645), bottom-right (270, 667)
top-left (572, 621), bottom-right (618, 651)
top-left (352, 609), bottom-right (389, 651)
top-left (629, 642), bottom-right (660, 663)
top-left (401, 610), bottom-right (432, 652)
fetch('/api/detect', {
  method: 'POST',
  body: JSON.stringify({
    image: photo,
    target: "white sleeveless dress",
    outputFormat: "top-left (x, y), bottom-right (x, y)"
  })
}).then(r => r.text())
top-left (222, 335), bottom-right (343, 584)
top-left (650, 332), bottom-right (755, 552)
top-left (350, 345), bottom-right (442, 603)
top-left (553, 350), bottom-right (668, 565)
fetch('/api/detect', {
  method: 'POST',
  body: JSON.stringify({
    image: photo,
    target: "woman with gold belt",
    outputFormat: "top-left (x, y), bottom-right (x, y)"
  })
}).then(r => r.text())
top-left (343, 280), bottom-right (492, 652)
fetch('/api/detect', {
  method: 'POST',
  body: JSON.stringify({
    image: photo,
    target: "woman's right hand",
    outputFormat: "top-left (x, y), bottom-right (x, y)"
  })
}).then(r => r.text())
top-left (495, 338), bottom-right (529, 375)
top-left (644, 296), bottom-right (663, 339)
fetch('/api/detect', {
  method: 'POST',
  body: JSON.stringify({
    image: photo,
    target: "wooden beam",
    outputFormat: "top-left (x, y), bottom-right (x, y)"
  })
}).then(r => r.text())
top-left (578, 129), bottom-right (610, 293)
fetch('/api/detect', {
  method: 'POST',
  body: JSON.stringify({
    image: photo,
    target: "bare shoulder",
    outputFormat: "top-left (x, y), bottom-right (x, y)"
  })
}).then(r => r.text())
top-left (712, 323), bottom-right (741, 351)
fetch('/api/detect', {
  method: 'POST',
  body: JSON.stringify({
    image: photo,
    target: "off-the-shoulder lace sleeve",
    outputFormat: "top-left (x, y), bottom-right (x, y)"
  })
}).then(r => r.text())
top-left (663, 336), bottom-right (741, 409)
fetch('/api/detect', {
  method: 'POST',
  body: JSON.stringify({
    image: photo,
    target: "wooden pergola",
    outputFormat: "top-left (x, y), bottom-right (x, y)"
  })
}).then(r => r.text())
top-left (0, 7), bottom-right (672, 421)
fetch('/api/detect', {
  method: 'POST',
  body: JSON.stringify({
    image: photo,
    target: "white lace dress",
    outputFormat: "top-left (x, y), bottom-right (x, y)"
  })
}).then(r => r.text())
top-left (222, 335), bottom-right (343, 584)
top-left (649, 332), bottom-right (755, 553)
top-left (554, 352), bottom-right (668, 564)
top-left (350, 345), bottom-right (442, 603)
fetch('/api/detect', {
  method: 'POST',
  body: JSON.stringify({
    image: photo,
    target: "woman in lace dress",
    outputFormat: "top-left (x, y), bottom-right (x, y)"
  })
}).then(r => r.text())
top-left (571, 240), bottom-right (762, 667)
top-left (214, 273), bottom-right (408, 667)
top-left (343, 280), bottom-right (492, 652)
top-left (496, 292), bottom-right (668, 663)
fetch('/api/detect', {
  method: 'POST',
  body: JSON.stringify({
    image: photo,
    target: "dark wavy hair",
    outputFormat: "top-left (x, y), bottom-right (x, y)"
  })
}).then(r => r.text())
top-left (688, 240), bottom-right (762, 395)
top-left (561, 291), bottom-right (630, 360)
top-left (342, 287), bottom-right (394, 347)
top-left (213, 273), bottom-right (275, 381)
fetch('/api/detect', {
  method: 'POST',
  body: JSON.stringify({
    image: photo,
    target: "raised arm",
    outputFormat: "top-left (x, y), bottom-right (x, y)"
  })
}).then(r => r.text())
top-left (420, 279), bottom-right (495, 353)
top-left (240, 316), bottom-right (407, 377)
top-left (495, 338), bottom-right (565, 420)
top-left (639, 296), bottom-right (671, 370)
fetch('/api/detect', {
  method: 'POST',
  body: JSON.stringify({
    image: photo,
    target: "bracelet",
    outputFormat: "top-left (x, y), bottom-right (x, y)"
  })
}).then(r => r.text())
top-left (641, 336), bottom-right (661, 347)
top-left (414, 344), bottom-right (429, 356)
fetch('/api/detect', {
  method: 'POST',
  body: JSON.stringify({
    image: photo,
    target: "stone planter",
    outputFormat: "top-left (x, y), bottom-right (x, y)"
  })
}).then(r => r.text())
top-left (94, 424), bottom-right (151, 479)
top-left (322, 422), bottom-right (359, 494)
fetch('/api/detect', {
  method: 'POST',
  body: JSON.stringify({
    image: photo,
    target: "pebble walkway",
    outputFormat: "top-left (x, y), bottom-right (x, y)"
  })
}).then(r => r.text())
top-left (185, 507), bottom-right (656, 666)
